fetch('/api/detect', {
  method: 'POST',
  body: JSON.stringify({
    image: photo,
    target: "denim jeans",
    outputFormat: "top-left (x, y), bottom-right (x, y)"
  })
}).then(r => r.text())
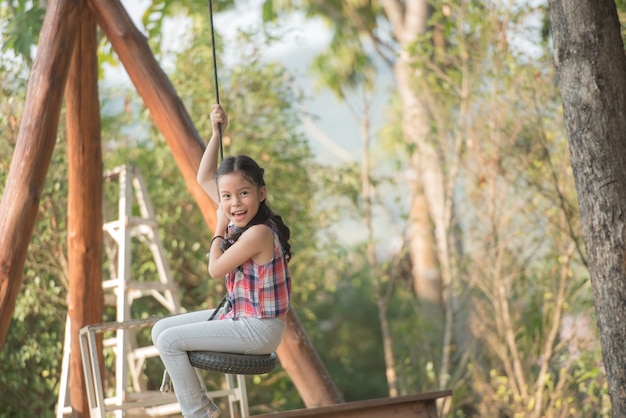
top-left (152, 309), bottom-right (286, 418)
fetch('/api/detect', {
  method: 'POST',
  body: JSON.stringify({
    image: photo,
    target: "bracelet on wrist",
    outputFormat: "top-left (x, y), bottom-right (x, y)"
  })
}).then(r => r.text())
top-left (210, 235), bottom-right (225, 247)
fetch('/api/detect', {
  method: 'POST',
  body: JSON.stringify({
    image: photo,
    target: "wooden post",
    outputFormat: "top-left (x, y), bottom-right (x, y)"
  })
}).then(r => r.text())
top-left (86, 0), bottom-right (218, 229)
top-left (65, 2), bottom-right (103, 416)
top-left (278, 310), bottom-right (345, 407)
top-left (0, 0), bottom-right (80, 348)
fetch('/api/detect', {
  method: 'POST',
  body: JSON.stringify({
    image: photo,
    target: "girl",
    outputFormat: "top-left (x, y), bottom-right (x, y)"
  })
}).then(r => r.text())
top-left (152, 104), bottom-right (292, 418)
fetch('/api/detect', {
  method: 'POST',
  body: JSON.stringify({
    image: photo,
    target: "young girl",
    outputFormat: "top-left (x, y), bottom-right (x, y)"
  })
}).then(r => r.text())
top-left (152, 104), bottom-right (292, 418)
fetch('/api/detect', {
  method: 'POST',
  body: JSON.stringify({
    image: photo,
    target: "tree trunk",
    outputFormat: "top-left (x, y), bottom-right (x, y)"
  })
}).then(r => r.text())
top-left (387, 0), bottom-right (453, 391)
top-left (387, 1), bottom-right (445, 311)
top-left (65, 3), bottom-right (103, 416)
top-left (408, 187), bottom-right (442, 307)
top-left (360, 98), bottom-right (398, 396)
top-left (549, 0), bottom-right (626, 413)
top-left (0, 0), bottom-right (79, 349)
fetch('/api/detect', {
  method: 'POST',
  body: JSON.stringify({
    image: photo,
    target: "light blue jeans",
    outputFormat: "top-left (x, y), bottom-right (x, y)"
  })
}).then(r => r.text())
top-left (151, 309), bottom-right (286, 418)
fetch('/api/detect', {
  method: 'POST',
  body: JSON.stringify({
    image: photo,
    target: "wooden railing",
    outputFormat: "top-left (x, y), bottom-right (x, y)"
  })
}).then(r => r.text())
top-left (252, 390), bottom-right (453, 418)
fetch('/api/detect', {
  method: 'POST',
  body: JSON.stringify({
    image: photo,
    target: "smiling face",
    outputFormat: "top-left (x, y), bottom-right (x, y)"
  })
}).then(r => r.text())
top-left (217, 172), bottom-right (266, 228)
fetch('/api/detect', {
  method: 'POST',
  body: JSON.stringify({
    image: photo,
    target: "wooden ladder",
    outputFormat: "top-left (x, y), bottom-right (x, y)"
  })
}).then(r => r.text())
top-left (56, 165), bottom-right (249, 418)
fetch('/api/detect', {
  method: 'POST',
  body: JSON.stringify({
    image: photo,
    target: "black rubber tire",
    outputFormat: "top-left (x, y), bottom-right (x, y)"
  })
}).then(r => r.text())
top-left (188, 351), bottom-right (278, 375)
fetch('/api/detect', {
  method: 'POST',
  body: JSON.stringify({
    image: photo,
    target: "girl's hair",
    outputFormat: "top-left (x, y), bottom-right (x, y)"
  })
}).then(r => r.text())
top-left (216, 155), bottom-right (292, 262)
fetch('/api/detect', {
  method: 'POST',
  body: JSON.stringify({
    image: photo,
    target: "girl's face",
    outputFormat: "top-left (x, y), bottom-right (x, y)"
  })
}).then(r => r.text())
top-left (217, 172), bottom-right (266, 228)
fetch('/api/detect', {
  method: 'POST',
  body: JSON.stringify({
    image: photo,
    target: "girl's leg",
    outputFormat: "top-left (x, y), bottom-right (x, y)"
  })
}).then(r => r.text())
top-left (152, 310), bottom-right (218, 418)
top-left (153, 316), bottom-right (286, 417)
top-left (151, 310), bottom-right (218, 345)
top-left (234, 317), bottom-right (286, 354)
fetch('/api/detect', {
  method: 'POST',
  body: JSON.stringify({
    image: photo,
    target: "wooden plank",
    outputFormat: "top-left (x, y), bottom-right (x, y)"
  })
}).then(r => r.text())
top-left (253, 391), bottom-right (452, 418)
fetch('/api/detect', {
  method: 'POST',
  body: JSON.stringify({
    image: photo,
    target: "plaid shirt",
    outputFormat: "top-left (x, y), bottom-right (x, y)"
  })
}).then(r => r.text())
top-left (222, 223), bottom-right (291, 319)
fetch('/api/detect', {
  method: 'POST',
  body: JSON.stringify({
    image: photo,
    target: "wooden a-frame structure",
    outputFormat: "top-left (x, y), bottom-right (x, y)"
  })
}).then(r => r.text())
top-left (0, 0), bottom-right (343, 416)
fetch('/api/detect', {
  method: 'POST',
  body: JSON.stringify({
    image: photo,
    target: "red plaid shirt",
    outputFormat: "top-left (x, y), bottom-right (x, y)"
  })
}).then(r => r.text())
top-left (222, 223), bottom-right (291, 319)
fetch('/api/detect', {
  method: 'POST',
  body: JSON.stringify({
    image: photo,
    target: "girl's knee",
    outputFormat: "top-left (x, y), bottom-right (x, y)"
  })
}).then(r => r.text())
top-left (153, 327), bottom-right (183, 354)
top-left (151, 318), bottom-right (167, 346)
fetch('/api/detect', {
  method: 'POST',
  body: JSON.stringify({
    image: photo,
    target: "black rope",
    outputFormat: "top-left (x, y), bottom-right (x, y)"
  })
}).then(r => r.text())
top-left (208, 293), bottom-right (229, 321)
top-left (208, 0), bottom-right (223, 161)
top-left (207, 0), bottom-right (228, 319)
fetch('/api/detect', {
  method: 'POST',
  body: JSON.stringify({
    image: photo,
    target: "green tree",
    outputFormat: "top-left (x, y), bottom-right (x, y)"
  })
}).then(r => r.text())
top-left (257, 0), bottom-right (607, 416)
top-left (259, 0), bottom-right (456, 398)
top-left (404, 1), bottom-right (607, 416)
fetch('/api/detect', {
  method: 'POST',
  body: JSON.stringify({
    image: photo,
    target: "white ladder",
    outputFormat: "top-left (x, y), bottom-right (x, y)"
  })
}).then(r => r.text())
top-left (56, 165), bottom-right (249, 418)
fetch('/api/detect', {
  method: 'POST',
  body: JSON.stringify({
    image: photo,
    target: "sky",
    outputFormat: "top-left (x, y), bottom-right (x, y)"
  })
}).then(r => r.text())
top-left (112, 0), bottom-right (395, 166)
top-left (110, 0), bottom-right (402, 247)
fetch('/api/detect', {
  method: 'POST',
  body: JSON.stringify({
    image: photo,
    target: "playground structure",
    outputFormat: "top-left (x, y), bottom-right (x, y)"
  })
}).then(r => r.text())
top-left (52, 163), bottom-right (451, 418)
top-left (54, 165), bottom-right (180, 416)
top-left (0, 0), bottom-right (341, 415)
top-left (0, 0), bottom-right (452, 416)
top-left (54, 165), bottom-right (256, 417)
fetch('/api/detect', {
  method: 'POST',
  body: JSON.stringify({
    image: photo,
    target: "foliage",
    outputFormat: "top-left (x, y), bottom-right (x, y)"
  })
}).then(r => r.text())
top-left (262, 0), bottom-right (383, 99)
top-left (0, 0), bottom-right (235, 68)
top-left (402, 1), bottom-right (608, 416)
top-left (259, 0), bottom-right (610, 415)
top-left (0, 0), bottom-right (44, 66)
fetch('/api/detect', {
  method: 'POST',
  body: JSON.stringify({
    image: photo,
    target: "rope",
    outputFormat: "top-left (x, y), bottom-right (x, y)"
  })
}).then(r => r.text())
top-left (208, 0), bottom-right (223, 161)
top-left (208, 293), bottom-right (228, 321)
top-left (207, 0), bottom-right (229, 318)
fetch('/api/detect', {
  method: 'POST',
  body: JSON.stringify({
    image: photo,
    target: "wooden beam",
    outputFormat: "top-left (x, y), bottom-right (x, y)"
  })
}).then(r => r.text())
top-left (0, 0), bottom-right (80, 348)
top-left (86, 0), bottom-right (218, 229)
top-left (277, 310), bottom-right (344, 406)
top-left (65, 2), bottom-right (103, 416)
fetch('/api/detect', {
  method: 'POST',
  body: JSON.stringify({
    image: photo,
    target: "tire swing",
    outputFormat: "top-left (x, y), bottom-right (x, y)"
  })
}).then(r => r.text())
top-left (187, 297), bottom-right (278, 376)
top-left (160, 0), bottom-right (277, 392)
top-left (161, 298), bottom-right (278, 392)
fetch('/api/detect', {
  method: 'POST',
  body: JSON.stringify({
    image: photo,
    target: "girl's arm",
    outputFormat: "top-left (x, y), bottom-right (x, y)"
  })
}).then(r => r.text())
top-left (208, 224), bottom-right (275, 278)
top-left (197, 104), bottom-right (228, 203)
